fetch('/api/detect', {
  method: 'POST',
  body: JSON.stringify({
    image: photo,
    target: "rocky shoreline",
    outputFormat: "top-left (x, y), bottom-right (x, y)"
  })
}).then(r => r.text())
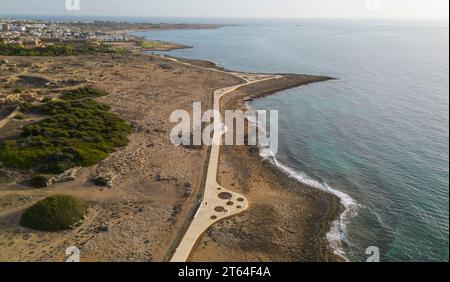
top-left (0, 49), bottom-right (342, 261)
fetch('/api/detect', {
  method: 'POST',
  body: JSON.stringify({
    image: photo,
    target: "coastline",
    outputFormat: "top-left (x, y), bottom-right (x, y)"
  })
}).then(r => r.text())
top-left (150, 54), bottom-right (346, 261)
top-left (241, 81), bottom-right (359, 260)
top-left (1, 16), bottom-right (448, 264)
top-left (224, 73), bottom-right (345, 261)
top-left (79, 23), bottom-right (228, 35)
top-left (170, 58), bottom-right (347, 261)
top-left (1, 48), bottom-right (346, 262)
top-left (120, 27), bottom-right (344, 261)
top-left (141, 42), bottom-right (192, 52)
top-left (137, 29), bottom-right (352, 259)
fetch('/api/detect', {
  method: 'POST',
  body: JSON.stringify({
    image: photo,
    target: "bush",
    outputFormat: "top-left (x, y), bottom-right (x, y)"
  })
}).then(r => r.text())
top-left (29, 174), bottom-right (49, 188)
top-left (140, 41), bottom-right (168, 49)
top-left (13, 87), bottom-right (24, 93)
top-left (0, 43), bottom-right (76, 56)
top-left (0, 96), bottom-right (131, 173)
top-left (61, 87), bottom-right (108, 100)
top-left (0, 42), bottom-right (129, 57)
top-left (20, 195), bottom-right (88, 231)
top-left (14, 113), bottom-right (26, 120)
top-left (19, 101), bottom-right (34, 113)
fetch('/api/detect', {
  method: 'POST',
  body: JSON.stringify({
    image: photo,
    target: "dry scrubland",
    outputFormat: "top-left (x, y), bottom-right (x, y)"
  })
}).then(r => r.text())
top-left (0, 51), bottom-right (341, 261)
top-left (0, 53), bottom-right (241, 261)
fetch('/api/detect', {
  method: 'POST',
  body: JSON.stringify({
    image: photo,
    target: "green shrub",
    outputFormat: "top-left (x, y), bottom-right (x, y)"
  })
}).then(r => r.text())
top-left (0, 97), bottom-right (131, 173)
top-left (14, 113), bottom-right (26, 120)
top-left (0, 42), bottom-right (129, 57)
top-left (61, 87), bottom-right (108, 100)
top-left (20, 195), bottom-right (88, 231)
top-left (13, 87), bottom-right (24, 93)
top-left (29, 174), bottom-right (49, 188)
top-left (0, 43), bottom-right (77, 56)
top-left (140, 41), bottom-right (168, 49)
top-left (19, 101), bottom-right (34, 113)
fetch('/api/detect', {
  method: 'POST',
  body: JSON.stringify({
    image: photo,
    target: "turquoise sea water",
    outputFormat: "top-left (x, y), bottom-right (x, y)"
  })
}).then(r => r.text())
top-left (134, 19), bottom-right (449, 262)
top-left (9, 15), bottom-right (446, 261)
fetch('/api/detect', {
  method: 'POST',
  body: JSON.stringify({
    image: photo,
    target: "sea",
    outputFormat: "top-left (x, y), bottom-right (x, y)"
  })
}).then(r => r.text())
top-left (133, 18), bottom-right (449, 262)
top-left (5, 15), bottom-right (448, 262)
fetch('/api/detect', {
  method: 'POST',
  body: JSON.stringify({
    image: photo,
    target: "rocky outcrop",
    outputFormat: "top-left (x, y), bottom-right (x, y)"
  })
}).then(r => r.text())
top-left (92, 170), bottom-right (117, 187)
top-left (48, 167), bottom-right (81, 185)
top-left (0, 92), bottom-right (40, 106)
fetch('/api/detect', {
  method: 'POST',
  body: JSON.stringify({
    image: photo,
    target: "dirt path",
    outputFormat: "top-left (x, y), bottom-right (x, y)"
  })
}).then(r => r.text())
top-left (0, 107), bottom-right (19, 129)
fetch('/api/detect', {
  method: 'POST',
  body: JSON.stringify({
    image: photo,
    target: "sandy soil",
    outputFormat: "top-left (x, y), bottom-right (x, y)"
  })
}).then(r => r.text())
top-left (0, 53), bottom-right (241, 262)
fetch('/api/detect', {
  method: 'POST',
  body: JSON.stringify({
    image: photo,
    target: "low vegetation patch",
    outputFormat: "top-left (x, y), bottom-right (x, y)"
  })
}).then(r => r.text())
top-left (139, 40), bottom-right (169, 49)
top-left (0, 90), bottom-right (132, 174)
top-left (0, 42), bottom-right (128, 56)
top-left (61, 87), bottom-right (108, 100)
top-left (13, 87), bottom-right (25, 93)
top-left (14, 113), bottom-right (27, 120)
top-left (20, 195), bottom-right (88, 231)
top-left (29, 174), bottom-right (49, 188)
top-left (19, 101), bottom-right (33, 113)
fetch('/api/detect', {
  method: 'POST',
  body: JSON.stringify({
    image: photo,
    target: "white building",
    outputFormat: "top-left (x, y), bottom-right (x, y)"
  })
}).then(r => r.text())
top-left (10, 25), bottom-right (26, 32)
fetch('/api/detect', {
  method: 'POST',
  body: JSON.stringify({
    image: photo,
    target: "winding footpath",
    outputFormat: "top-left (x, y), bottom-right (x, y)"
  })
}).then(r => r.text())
top-left (167, 57), bottom-right (280, 262)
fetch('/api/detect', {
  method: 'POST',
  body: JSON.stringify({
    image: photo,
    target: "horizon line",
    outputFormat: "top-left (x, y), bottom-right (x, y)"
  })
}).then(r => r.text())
top-left (0, 14), bottom-right (449, 22)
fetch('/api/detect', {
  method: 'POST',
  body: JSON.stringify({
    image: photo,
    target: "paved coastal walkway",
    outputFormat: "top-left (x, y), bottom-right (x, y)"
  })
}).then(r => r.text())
top-left (167, 57), bottom-right (280, 262)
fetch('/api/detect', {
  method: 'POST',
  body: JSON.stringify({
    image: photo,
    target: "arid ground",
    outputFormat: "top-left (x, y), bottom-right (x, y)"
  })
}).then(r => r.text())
top-left (0, 51), bottom-right (342, 262)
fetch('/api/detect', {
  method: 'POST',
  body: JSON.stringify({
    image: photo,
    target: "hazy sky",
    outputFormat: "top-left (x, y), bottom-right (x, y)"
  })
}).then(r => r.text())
top-left (0, 0), bottom-right (449, 20)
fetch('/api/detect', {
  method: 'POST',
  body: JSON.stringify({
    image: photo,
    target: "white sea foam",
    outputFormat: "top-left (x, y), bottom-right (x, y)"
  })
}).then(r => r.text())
top-left (263, 148), bottom-right (358, 260)
top-left (245, 108), bottom-right (358, 260)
